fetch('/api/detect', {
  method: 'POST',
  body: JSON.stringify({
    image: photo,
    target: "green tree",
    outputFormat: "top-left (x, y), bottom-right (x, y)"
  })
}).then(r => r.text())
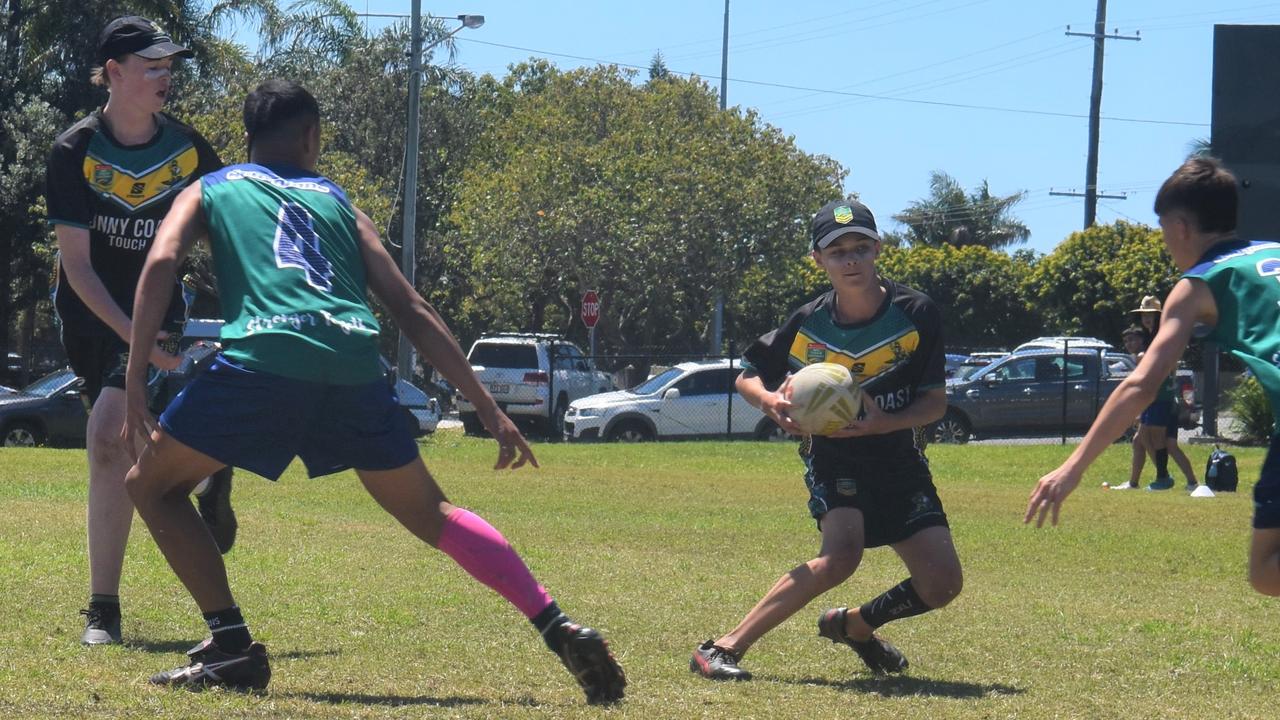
top-left (877, 243), bottom-right (1039, 349)
top-left (1026, 221), bottom-right (1177, 343)
top-left (447, 64), bottom-right (842, 351)
top-left (893, 171), bottom-right (1030, 249)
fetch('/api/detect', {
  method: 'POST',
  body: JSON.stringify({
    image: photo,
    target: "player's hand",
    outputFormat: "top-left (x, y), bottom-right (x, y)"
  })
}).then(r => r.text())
top-left (827, 391), bottom-right (885, 438)
top-left (480, 408), bottom-right (538, 470)
top-left (762, 378), bottom-right (803, 435)
top-left (120, 380), bottom-right (158, 461)
top-left (149, 330), bottom-right (181, 371)
top-left (1024, 464), bottom-right (1083, 528)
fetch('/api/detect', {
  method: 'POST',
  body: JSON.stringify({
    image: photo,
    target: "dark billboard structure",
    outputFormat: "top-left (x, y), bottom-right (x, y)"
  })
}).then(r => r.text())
top-left (1212, 24), bottom-right (1280, 239)
top-left (1203, 25), bottom-right (1280, 436)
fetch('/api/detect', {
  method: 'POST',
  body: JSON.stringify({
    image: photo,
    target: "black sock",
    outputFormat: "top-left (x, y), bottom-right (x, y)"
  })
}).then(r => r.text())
top-left (88, 594), bottom-right (120, 617)
top-left (1155, 449), bottom-right (1170, 478)
top-left (858, 578), bottom-right (932, 630)
top-left (203, 606), bottom-right (252, 653)
top-left (531, 601), bottom-right (570, 653)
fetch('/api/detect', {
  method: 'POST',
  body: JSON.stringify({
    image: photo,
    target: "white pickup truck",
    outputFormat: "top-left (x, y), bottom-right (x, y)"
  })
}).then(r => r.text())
top-left (456, 334), bottom-right (614, 438)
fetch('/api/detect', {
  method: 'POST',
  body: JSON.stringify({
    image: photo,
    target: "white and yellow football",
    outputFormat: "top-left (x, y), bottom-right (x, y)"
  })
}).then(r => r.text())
top-left (787, 362), bottom-right (863, 435)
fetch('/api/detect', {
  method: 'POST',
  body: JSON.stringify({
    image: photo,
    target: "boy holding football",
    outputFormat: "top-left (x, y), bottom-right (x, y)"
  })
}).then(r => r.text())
top-left (691, 199), bottom-right (963, 680)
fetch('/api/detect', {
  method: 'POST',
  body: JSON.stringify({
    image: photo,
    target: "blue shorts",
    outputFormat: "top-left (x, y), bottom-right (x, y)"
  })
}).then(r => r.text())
top-left (160, 355), bottom-right (420, 480)
top-left (1254, 434), bottom-right (1280, 529)
top-left (1139, 399), bottom-right (1175, 427)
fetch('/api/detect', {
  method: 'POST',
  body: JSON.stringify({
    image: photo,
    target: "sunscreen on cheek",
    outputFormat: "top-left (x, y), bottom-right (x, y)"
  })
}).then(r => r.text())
top-left (143, 67), bottom-right (171, 81)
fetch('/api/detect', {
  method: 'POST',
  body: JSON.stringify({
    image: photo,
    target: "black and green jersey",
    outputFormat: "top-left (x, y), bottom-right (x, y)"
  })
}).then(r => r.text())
top-left (742, 280), bottom-right (946, 456)
top-left (1184, 238), bottom-right (1280, 432)
top-left (46, 111), bottom-right (222, 336)
top-left (199, 163), bottom-right (382, 385)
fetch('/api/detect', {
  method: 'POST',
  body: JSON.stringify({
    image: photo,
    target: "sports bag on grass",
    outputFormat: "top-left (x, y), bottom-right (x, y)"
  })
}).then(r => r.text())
top-left (1205, 446), bottom-right (1238, 492)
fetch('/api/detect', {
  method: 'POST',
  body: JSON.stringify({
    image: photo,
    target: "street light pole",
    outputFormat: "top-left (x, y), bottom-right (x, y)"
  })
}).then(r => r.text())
top-left (396, 0), bottom-right (425, 382)
top-left (396, 8), bottom-right (484, 381)
top-left (710, 0), bottom-right (729, 355)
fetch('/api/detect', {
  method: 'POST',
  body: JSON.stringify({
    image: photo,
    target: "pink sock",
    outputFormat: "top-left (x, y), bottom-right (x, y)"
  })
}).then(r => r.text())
top-left (436, 508), bottom-right (554, 619)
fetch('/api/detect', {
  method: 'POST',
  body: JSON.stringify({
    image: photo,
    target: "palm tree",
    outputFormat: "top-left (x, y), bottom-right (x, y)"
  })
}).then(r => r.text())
top-left (892, 171), bottom-right (1030, 250)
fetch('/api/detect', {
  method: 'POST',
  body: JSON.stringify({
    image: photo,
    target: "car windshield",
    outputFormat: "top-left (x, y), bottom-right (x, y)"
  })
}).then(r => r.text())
top-left (469, 343), bottom-right (538, 369)
top-left (22, 370), bottom-right (74, 397)
top-left (630, 367), bottom-right (684, 394)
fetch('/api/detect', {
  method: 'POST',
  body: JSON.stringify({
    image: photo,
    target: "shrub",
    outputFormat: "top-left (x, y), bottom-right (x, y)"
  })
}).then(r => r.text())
top-left (1227, 374), bottom-right (1274, 445)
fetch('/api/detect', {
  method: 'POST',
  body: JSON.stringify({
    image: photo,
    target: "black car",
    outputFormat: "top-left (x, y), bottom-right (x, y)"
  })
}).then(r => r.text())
top-left (0, 368), bottom-right (88, 447)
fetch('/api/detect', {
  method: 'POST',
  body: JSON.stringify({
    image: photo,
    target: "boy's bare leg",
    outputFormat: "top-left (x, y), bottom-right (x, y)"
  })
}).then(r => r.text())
top-left (124, 432), bottom-right (231, 611)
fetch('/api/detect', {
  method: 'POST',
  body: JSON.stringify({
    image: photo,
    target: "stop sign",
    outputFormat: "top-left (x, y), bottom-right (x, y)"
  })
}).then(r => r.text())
top-left (581, 290), bottom-right (601, 328)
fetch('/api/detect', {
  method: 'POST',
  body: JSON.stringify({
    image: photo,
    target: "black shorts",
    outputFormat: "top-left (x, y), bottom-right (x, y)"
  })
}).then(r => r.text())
top-left (1254, 433), bottom-right (1280, 529)
top-left (801, 440), bottom-right (949, 548)
top-left (61, 333), bottom-right (130, 407)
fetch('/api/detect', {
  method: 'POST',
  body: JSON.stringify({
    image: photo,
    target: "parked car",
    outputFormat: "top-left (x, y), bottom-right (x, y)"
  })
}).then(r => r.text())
top-left (933, 349), bottom-right (1133, 443)
top-left (954, 351), bottom-right (1009, 380)
top-left (565, 359), bottom-right (781, 442)
top-left (944, 353), bottom-right (969, 379)
top-left (1013, 336), bottom-right (1114, 353)
top-left (396, 377), bottom-right (441, 436)
top-left (456, 333), bottom-right (614, 438)
top-left (0, 368), bottom-right (87, 447)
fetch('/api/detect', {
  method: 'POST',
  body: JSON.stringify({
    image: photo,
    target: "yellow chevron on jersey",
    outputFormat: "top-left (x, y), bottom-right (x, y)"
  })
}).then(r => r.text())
top-left (788, 326), bottom-right (920, 385)
top-left (82, 145), bottom-right (199, 212)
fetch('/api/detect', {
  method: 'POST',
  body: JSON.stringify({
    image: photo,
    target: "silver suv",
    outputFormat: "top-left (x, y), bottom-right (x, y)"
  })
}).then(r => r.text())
top-left (456, 334), bottom-right (613, 438)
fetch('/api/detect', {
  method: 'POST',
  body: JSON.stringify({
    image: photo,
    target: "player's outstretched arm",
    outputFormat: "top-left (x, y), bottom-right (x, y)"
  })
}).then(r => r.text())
top-left (1025, 278), bottom-right (1212, 527)
top-left (354, 208), bottom-right (536, 470)
top-left (121, 182), bottom-right (205, 451)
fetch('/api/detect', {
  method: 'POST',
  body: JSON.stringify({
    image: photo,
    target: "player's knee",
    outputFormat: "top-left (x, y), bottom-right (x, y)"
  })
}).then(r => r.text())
top-left (812, 552), bottom-right (860, 589)
top-left (1247, 563), bottom-right (1280, 596)
top-left (122, 464), bottom-right (149, 503)
top-left (87, 424), bottom-right (131, 467)
top-left (917, 567), bottom-right (963, 608)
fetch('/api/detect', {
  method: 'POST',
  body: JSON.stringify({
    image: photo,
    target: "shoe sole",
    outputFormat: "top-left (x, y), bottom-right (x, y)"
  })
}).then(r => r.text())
top-left (150, 643), bottom-right (271, 691)
top-left (562, 629), bottom-right (626, 704)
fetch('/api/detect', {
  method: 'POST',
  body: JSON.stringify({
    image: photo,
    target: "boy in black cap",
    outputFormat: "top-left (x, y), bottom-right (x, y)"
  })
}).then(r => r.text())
top-left (691, 199), bottom-right (962, 680)
top-left (46, 15), bottom-right (232, 646)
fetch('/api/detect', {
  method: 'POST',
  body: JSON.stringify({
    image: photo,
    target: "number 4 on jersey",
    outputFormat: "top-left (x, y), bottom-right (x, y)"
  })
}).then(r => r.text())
top-left (274, 201), bottom-right (334, 292)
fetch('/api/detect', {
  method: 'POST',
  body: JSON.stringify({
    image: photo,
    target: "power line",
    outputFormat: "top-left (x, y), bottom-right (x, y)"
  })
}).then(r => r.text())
top-left (458, 37), bottom-right (1209, 127)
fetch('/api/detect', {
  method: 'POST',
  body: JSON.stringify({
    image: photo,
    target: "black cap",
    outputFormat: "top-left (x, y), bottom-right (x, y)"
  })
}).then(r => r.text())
top-left (810, 199), bottom-right (880, 250)
top-left (97, 16), bottom-right (192, 65)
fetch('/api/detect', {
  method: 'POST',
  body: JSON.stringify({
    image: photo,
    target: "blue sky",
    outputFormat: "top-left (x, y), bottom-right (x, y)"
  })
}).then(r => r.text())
top-left (307, 1), bottom-right (1280, 255)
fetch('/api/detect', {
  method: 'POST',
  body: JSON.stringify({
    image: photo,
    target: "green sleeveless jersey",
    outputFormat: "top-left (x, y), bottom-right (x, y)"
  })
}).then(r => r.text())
top-left (200, 163), bottom-right (381, 384)
top-left (1183, 239), bottom-right (1280, 432)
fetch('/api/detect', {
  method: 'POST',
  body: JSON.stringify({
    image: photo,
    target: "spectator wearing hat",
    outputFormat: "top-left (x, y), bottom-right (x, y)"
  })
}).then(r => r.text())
top-left (1132, 295), bottom-right (1163, 338)
top-left (46, 16), bottom-right (229, 646)
top-left (1112, 325), bottom-right (1199, 491)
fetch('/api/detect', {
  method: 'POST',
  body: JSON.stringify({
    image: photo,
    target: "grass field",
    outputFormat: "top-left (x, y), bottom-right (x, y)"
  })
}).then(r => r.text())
top-left (1, 433), bottom-right (1277, 719)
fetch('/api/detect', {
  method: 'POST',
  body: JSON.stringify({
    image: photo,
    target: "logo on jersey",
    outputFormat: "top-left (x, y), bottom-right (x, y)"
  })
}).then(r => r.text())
top-left (82, 145), bottom-right (199, 211)
top-left (835, 478), bottom-right (857, 496)
top-left (92, 164), bottom-right (114, 188)
top-left (274, 201), bottom-right (334, 292)
top-left (790, 327), bottom-right (920, 385)
top-left (833, 205), bottom-right (854, 224)
top-left (806, 343), bottom-right (827, 364)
